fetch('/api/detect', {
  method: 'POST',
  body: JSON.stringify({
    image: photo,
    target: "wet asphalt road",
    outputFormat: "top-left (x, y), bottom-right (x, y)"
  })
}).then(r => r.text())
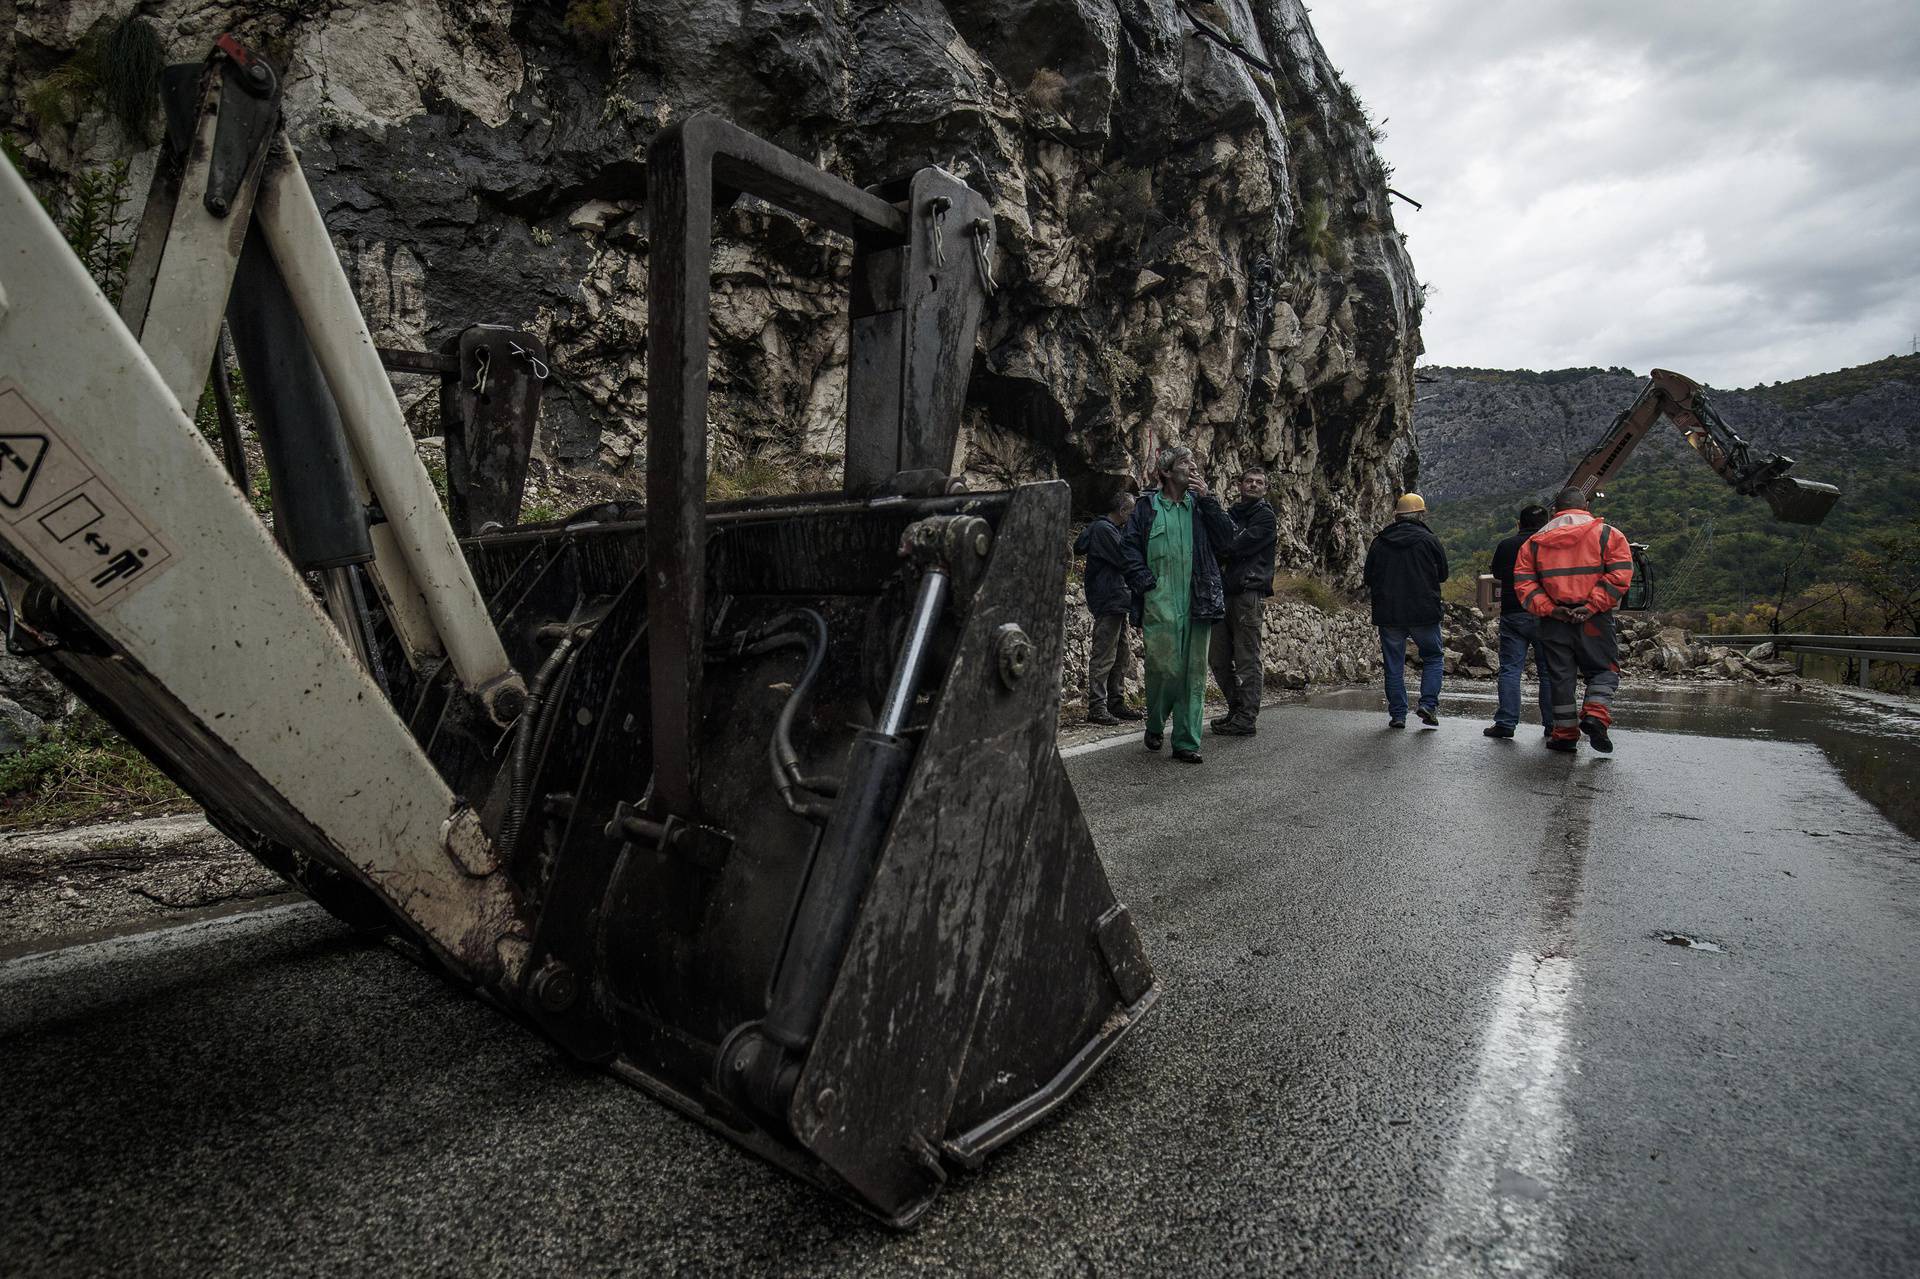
top-left (3, 685), bottom-right (1917, 1276)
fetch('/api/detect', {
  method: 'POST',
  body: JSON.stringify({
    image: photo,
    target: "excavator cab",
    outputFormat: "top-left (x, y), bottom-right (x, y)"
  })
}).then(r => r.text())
top-left (0, 40), bottom-right (1156, 1227)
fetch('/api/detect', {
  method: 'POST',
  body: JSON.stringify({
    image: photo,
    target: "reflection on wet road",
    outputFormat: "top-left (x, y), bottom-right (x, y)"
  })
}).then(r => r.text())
top-left (1315, 679), bottom-right (1920, 838)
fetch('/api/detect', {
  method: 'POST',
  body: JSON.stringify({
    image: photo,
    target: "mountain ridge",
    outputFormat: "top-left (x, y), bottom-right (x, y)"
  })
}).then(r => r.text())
top-left (1413, 353), bottom-right (1920, 505)
top-left (1413, 353), bottom-right (1920, 609)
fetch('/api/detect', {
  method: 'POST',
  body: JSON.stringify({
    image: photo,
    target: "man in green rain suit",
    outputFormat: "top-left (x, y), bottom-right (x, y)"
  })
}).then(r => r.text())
top-left (1121, 445), bottom-right (1239, 763)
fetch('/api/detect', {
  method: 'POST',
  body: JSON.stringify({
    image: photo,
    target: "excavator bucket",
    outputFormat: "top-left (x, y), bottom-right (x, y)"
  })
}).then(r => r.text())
top-left (0, 52), bottom-right (1156, 1230)
top-left (1759, 475), bottom-right (1842, 526)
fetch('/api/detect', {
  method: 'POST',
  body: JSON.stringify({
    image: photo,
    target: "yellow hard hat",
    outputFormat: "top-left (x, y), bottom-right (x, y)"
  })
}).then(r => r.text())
top-left (1394, 493), bottom-right (1427, 515)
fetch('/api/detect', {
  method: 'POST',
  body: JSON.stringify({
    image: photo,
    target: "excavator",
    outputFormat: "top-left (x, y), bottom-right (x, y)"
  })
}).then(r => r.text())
top-left (0, 38), bottom-right (1156, 1226)
top-left (1480, 368), bottom-right (1841, 610)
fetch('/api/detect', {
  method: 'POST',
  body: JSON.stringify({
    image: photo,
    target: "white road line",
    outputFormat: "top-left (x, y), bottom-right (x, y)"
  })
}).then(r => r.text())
top-left (1061, 732), bottom-right (1150, 759)
top-left (0, 899), bottom-right (321, 988)
top-left (1417, 951), bottom-right (1576, 1276)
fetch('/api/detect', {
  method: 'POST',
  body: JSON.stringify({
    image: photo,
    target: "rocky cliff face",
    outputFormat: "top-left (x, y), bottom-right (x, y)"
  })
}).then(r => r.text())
top-left (6, 0), bottom-right (1421, 583)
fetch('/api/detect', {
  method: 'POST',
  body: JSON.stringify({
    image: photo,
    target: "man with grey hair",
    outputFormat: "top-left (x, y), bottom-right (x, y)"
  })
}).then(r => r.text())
top-left (1121, 445), bottom-right (1237, 763)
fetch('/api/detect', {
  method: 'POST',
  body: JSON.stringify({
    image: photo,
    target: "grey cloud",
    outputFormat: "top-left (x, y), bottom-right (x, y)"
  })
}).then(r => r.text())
top-left (1313, 0), bottom-right (1920, 385)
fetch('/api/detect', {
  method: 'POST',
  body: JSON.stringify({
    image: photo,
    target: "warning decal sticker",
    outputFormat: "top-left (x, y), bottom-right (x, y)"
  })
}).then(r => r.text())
top-left (0, 381), bottom-right (179, 609)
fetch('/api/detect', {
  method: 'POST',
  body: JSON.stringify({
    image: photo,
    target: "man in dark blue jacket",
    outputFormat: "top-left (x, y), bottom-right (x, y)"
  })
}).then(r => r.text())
top-left (1362, 493), bottom-right (1449, 729)
top-left (1483, 503), bottom-right (1555, 739)
top-left (1122, 445), bottom-right (1237, 763)
top-left (1208, 467), bottom-right (1278, 736)
top-left (1075, 490), bottom-right (1145, 725)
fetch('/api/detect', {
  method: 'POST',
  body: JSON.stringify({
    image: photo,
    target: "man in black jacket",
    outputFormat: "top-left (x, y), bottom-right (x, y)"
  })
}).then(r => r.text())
top-left (1483, 503), bottom-right (1555, 739)
top-left (1208, 467), bottom-right (1277, 736)
top-left (1075, 490), bottom-right (1145, 725)
top-left (1362, 493), bottom-right (1449, 729)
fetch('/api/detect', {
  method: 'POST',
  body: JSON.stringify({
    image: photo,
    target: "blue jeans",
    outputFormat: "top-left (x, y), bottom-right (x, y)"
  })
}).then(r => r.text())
top-left (1494, 613), bottom-right (1554, 730)
top-left (1379, 624), bottom-right (1443, 720)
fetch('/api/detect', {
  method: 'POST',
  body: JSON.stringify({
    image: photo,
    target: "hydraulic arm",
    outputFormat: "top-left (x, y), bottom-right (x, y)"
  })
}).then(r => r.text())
top-left (1567, 368), bottom-right (1841, 525)
top-left (0, 39), bottom-right (1155, 1226)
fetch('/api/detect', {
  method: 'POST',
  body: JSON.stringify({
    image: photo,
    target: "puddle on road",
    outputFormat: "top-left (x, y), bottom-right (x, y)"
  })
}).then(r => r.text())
top-left (1309, 681), bottom-right (1920, 840)
top-left (1658, 932), bottom-right (1724, 953)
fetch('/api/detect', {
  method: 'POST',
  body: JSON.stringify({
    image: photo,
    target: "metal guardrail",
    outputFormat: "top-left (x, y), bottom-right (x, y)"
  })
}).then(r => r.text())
top-left (1713, 633), bottom-right (1920, 651)
top-left (1712, 633), bottom-right (1920, 686)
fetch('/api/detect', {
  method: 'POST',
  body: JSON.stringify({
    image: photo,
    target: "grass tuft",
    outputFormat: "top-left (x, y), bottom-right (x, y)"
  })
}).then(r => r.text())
top-left (709, 452), bottom-right (807, 501)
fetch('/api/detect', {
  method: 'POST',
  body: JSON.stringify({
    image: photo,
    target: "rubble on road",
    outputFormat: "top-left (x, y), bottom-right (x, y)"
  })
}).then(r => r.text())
top-left (0, 816), bottom-right (285, 950)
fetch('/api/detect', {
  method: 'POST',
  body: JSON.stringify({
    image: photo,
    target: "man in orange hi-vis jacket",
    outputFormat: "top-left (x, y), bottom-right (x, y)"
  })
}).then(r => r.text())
top-left (1514, 486), bottom-right (1636, 754)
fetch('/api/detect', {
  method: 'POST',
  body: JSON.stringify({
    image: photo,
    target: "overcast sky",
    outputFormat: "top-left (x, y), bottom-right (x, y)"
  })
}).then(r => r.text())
top-left (1310, 0), bottom-right (1920, 388)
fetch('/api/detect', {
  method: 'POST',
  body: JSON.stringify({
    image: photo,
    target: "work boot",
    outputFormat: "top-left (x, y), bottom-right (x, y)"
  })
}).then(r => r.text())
top-left (1113, 704), bottom-right (1144, 721)
top-left (1144, 730), bottom-right (1163, 752)
top-left (1211, 709), bottom-right (1238, 731)
top-left (1416, 706), bottom-right (1440, 728)
top-left (1214, 714), bottom-right (1256, 737)
top-left (1086, 705), bottom-right (1119, 726)
top-left (1171, 749), bottom-right (1204, 764)
top-left (1545, 736), bottom-right (1578, 754)
top-left (1581, 716), bottom-right (1614, 754)
top-left (1483, 724), bottom-right (1515, 738)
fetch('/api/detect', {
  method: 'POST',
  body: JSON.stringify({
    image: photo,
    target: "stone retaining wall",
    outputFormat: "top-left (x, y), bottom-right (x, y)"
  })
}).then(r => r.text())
top-left (1057, 594), bottom-right (1802, 717)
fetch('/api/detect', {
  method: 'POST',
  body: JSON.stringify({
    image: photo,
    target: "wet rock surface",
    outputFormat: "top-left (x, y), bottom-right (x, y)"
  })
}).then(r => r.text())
top-left (7, 0), bottom-right (1420, 585)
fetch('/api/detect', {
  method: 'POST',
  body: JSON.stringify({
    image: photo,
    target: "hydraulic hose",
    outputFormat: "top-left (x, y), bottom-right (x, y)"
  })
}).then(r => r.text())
top-left (746, 609), bottom-right (836, 821)
top-left (498, 629), bottom-right (579, 855)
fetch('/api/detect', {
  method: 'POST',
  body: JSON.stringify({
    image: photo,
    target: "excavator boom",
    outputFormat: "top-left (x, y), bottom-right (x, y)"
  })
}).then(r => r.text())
top-left (1567, 368), bottom-right (1841, 524)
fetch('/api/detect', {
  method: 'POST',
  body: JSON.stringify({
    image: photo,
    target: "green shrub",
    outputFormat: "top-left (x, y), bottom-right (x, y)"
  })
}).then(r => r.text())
top-left (1274, 573), bottom-right (1342, 612)
top-left (1296, 195), bottom-right (1345, 268)
top-left (55, 160), bottom-right (135, 301)
top-left (1067, 165), bottom-right (1155, 245)
top-left (564, 0), bottom-right (623, 41)
top-left (0, 709), bottom-right (187, 829)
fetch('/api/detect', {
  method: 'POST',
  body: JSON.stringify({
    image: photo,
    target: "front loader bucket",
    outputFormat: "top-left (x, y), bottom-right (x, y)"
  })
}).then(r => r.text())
top-left (441, 113), bottom-right (1161, 1222)
top-left (0, 97), bottom-right (1155, 1224)
top-left (454, 482), bottom-right (1158, 1225)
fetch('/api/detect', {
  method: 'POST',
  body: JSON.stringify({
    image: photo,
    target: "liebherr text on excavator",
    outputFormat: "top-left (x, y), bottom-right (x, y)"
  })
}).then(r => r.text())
top-left (0, 38), bottom-right (1157, 1226)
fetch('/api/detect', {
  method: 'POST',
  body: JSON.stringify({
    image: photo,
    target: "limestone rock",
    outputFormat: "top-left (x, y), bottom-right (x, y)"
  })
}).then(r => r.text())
top-left (9, 0), bottom-right (1419, 585)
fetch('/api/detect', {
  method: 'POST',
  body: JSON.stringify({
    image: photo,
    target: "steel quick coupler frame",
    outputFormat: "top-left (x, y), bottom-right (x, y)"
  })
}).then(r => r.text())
top-left (0, 39), bottom-right (1156, 1227)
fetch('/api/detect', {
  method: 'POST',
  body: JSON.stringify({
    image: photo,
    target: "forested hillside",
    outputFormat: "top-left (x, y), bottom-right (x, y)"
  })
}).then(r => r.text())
top-left (1417, 356), bottom-right (1920, 615)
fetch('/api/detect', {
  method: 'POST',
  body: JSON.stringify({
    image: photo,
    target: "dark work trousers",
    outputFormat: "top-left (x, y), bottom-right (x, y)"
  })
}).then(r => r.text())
top-left (1088, 612), bottom-right (1132, 712)
top-left (1539, 611), bottom-right (1622, 742)
top-left (1207, 591), bottom-right (1265, 720)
